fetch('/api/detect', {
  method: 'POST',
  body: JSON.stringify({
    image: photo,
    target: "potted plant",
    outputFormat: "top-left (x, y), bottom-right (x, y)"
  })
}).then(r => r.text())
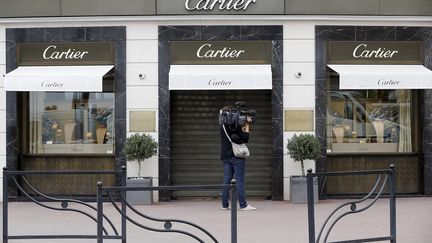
top-left (123, 133), bottom-right (158, 205)
top-left (287, 133), bottom-right (321, 204)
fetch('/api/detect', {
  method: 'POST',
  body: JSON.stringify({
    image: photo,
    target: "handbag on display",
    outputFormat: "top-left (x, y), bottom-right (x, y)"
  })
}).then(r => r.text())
top-left (223, 125), bottom-right (250, 158)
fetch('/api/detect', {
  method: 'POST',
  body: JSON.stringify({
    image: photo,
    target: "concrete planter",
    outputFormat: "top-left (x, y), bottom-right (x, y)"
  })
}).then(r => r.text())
top-left (126, 177), bottom-right (153, 205)
top-left (290, 176), bottom-right (318, 204)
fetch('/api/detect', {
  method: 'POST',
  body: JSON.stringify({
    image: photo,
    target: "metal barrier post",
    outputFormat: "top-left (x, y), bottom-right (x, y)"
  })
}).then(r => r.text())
top-left (230, 179), bottom-right (237, 243)
top-left (3, 167), bottom-right (8, 243)
top-left (121, 166), bottom-right (127, 243)
top-left (389, 164), bottom-right (396, 243)
top-left (97, 181), bottom-right (104, 243)
top-left (307, 169), bottom-right (315, 243)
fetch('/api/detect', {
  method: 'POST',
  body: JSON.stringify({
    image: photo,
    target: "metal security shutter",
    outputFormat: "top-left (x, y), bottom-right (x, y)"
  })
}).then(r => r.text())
top-left (170, 90), bottom-right (272, 198)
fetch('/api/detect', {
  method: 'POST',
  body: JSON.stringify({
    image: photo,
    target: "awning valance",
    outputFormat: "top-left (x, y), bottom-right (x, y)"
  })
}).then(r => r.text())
top-left (328, 64), bottom-right (432, 90)
top-left (4, 65), bottom-right (114, 92)
top-left (169, 65), bottom-right (272, 90)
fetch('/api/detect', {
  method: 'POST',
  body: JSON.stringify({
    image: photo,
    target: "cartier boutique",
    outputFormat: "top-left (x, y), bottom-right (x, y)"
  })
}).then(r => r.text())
top-left (5, 26), bottom-right (126, 196)
top-left (5, 42), bottom-right (115, 154)
top-left (326, 41), bottom-right (432, 154)
top-left (166, 40), bottom-right (274, 199)
top-left (316, 35), bottom-right (432, 196)
top-left (158, 26), bottom-right (283, 200)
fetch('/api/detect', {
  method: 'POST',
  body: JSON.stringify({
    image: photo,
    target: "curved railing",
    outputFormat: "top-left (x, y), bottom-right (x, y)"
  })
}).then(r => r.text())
top-left (3, 167), bottom-right (238, 243)
top-left (307, 164), bottom-right (396, 243)
top-left (96, 179), bottom-right (238, 243)
top-left (2, 168), bottom-right (123, 242)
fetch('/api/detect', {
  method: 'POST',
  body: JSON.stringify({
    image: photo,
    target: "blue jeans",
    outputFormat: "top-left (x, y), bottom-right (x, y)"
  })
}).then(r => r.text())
top-left (222, 157), bottom-right (247, 209)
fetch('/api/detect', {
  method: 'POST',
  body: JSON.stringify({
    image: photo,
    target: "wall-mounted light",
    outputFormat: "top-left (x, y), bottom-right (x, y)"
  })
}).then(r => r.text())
top-left (138, 73), bottom-right (146, 79)
top-left (295, 72), bottom-right (302, 78)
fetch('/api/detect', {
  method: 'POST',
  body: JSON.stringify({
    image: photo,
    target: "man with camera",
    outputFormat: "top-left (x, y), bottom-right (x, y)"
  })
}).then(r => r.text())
top-left (219, 103), bottom-right (257, 211)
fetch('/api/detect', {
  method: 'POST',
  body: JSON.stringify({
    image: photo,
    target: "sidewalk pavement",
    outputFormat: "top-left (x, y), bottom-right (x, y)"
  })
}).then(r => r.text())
top-left (1, 197), bottom-right (432, 243)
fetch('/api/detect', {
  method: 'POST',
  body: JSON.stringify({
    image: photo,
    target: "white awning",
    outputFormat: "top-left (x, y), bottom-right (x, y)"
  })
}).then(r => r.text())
top-left (4, 65), bottom-right (114, 92)
top-left (169, 65), bottom-right (272, 90)
top-left (328, 64), bottom-right (432, 90)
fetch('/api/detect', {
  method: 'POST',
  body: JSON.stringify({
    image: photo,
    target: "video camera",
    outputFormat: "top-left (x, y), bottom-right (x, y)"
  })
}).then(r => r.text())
top-left (219, 101), bottom-right (257, 130)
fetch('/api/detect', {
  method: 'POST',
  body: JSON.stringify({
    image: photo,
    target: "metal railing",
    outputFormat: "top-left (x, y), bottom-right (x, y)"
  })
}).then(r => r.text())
top-left (3, 166), bottom-right (238, 243)
top-left (97, 175), bottom-right (238, 243)
top-left (307, 164), bottom-right (396, 243)
top-left (2, 167), bottom-right (121, 242)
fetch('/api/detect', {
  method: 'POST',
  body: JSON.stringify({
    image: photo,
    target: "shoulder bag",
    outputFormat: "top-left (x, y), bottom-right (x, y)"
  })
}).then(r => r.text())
top-left (222, 125), bottom-right (250, 158)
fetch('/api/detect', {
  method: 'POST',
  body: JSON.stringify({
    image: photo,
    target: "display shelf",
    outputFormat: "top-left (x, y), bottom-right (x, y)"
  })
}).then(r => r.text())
top-left (331, 143), bottom-right (398, 153)
top-left (42, 144), bottom-right (114, 154)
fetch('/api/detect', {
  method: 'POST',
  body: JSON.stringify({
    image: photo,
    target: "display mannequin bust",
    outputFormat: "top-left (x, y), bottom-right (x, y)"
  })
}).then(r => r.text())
top-left (64, 121), bottom-right (76, 143)
top-left (96, 126), bottom-right (107, 144)
top-left (372, 120), bottom-right (384, 143)
top-left (332, 126), bottom-right (344, 143)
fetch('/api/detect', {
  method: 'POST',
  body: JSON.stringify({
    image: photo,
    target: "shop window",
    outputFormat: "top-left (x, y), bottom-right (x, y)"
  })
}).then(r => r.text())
top-left (326, 71), bottom-right (416, 154)
top-left (28, 92), bottom-right (114, 154)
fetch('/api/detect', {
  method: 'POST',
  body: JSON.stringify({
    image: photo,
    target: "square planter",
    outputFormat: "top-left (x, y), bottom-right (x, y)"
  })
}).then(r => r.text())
top-left (290, 176), bottom-right (318, 204)
top-left (126, 177), bottom-right (153, 205)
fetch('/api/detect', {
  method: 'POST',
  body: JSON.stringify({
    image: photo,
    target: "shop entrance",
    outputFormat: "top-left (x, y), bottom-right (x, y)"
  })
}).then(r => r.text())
top-left (170, 90), bottom-right (272, 198)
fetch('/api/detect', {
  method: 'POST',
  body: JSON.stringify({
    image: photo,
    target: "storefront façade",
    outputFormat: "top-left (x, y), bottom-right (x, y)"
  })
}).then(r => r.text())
top-left (158, 25), bottom-right (284, 200)
top-left (316, 26), bottom-right (432, 197)
top-left (5, 27), bottom-right (126, 197)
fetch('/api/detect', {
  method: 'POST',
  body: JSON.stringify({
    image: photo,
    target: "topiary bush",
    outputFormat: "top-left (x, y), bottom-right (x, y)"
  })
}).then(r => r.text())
top-left (287, 134), bottom-right (321, 176)
top-left (124, 133), bottom-right (158, 178)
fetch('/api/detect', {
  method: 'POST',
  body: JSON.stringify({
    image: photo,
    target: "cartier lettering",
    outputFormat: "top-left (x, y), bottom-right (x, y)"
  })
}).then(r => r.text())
top-left (377, 79), bottom-right (400, 86)
top-left (353, 44), bottom-right (399, 59)
top-left (208, 79), bottom-right (232, 86)
top-left (41, 81), bottom-right (64, 88)
top-left (43, 45), bottom-right (89, 60)
top-left (197, 44), bottom-right (245, 58)
top-left (185, 0), bottom-right (256, 11)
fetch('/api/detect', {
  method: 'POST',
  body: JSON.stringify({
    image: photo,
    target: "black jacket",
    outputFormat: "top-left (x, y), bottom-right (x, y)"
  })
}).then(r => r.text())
top-left (220, 124), bottom-right (249, 160)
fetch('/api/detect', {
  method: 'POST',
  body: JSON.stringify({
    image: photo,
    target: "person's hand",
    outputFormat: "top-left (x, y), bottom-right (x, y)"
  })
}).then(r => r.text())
top-left (246, 115), bottom-right (253, 123)
top-left (242, 122), bottom-right (250, 133)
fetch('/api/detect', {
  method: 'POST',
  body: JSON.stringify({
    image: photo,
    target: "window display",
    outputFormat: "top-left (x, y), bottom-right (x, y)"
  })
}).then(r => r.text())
top-left (28, 92), bottom-right (115, 154)
top-left (327, 71), bottom-right (415, 154)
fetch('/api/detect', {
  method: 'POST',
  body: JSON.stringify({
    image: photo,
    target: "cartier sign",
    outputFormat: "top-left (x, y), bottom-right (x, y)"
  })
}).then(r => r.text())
top-left (352, 43), bottom-right (400, 59)
top-left (171, 41), bottom-right (272, 64)
top-left (185, 0), bottom-right (256, 11)
top-left (157, 0), bottom-right (283, 15)
top-left (17, 42), bottom-right (114, 66)
top-left (196, 43), bottom-right (246, 58)
top-left (327, 41), bottom-right (423, 64)
top-left (42, 45), bottom-right (89, 60)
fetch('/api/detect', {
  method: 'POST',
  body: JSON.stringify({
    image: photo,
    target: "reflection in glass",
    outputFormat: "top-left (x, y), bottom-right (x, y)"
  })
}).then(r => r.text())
top-left (28, 92), bottom-right (115, 154)
top-left (327, 70), bottom-right (415, 154)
